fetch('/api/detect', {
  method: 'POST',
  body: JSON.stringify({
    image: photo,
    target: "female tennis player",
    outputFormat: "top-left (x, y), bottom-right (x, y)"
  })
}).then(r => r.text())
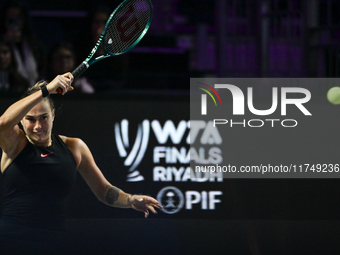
top-left (0, 72), bottom-right (162, 254)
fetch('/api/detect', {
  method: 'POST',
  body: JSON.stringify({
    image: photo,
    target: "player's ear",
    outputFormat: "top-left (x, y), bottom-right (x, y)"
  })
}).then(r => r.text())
top-left (20, 119), bottom-right (25, 132)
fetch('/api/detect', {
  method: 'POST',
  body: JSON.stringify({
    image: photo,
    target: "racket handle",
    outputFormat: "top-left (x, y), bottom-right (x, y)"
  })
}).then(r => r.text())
top-left (72, 61), bottom-right (89, 79)
top-left (56, 61), bottom-right (89, 94)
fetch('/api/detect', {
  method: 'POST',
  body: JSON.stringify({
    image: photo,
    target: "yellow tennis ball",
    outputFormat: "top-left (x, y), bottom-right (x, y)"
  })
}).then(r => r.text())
top-left (327, 87), bottom-right (340, 105)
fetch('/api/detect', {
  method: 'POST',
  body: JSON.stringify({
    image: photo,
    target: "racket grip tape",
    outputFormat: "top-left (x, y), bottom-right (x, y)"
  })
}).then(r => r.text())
top-left (56, 62), bottom-right (89, 94)
top-left (72, 61), bottom-right (89, 79)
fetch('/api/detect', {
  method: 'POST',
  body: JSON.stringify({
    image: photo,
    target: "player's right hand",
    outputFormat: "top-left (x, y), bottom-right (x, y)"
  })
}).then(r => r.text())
top-left (47, 73), bottom-right (74, 95)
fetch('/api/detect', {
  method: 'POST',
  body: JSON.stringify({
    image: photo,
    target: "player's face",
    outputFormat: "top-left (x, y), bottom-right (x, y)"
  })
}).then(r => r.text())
top-left (21, 100), bottom-right (55, 147)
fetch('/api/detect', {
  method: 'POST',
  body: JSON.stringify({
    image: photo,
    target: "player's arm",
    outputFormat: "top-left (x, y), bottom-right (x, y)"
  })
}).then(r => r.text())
top-left (64, 136), bottom-right (162, 217)
top-left (0, 74), bottom-right (73, 152)
top-left (0, 86), bottom-right (44, 153)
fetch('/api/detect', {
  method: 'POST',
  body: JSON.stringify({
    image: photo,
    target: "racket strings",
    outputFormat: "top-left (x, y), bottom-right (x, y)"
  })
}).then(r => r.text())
top-left (104, 0), bottom-right (151, 54)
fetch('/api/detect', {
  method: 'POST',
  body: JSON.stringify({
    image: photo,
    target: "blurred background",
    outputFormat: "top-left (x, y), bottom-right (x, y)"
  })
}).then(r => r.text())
top-left (1, 0), bottom-right (340, 254)
top-left (1, 0), bottom-right (339, 94)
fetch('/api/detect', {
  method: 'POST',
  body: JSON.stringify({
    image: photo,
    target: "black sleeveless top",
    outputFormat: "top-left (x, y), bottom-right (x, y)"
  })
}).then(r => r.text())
top-left (0, 134), bottom-right (77, 253)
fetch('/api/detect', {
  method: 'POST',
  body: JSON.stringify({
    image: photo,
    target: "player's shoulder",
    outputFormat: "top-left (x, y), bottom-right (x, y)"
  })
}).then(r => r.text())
top-left (58, 135), bottom-right (85, 149)
top-left (58, 135), bottom-right (87, 168)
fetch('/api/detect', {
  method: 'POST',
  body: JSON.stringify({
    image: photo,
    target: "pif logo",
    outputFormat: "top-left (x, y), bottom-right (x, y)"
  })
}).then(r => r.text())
top-left (199, 83), bottom-right (312, 116)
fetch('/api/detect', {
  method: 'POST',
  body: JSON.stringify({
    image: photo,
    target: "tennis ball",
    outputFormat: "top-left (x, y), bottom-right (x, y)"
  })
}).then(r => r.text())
top-left (327, 87), bottom-right (340, 105)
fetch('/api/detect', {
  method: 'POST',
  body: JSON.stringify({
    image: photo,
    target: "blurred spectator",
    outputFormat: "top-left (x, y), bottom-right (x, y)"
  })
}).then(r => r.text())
top-left (48, 42), bottom-right (94, 94)
top-left (74, 4), bottom-right (129, 90)
top-left (90, 4), bottom-right (109, 58)
top-left (0, 0), bottom-right (46, 87)
top-left (0, 35), bottom-right (29, 94)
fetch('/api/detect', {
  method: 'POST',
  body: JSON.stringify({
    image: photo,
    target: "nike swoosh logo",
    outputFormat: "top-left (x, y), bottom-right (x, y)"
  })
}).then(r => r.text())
top-left (41, 152), bottom-right (53, 157)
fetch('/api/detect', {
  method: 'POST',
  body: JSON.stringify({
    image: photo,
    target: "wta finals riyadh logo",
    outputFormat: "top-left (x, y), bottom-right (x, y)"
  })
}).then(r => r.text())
top-left (115, 119), bottom-right (150, 182)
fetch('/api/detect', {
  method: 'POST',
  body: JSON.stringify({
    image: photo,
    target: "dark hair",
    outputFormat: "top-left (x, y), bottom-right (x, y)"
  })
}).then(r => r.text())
top-left (88, 4), bottom-right (113, 23)
top-left (21, 81), bottom-right (55, 112)
top-left (48, 42), bottom-right (76, 63)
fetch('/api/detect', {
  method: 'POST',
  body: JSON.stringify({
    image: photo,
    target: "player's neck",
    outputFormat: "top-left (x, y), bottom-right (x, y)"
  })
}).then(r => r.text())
top-left (26, 134), bottom-right (52, 147)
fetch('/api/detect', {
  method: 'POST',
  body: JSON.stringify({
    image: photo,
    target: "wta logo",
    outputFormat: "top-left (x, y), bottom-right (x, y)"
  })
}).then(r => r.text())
top-left (115, 119), bottom-right (150, 182)
top-left (198, 82), bottom-right (223, 115)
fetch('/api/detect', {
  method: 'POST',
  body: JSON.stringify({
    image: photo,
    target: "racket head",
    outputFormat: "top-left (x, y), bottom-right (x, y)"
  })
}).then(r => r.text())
top-left (102, 0), bottom-right (153, 56)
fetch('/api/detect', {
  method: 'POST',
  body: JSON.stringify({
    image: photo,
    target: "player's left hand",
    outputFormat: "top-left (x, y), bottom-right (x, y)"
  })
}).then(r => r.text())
top-left (129, 195), bottom-right (163, 218)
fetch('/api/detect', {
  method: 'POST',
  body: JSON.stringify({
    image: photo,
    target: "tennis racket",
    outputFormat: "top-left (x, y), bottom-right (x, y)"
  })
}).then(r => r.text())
top-left (57, 0), bottom-right (153, 94)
